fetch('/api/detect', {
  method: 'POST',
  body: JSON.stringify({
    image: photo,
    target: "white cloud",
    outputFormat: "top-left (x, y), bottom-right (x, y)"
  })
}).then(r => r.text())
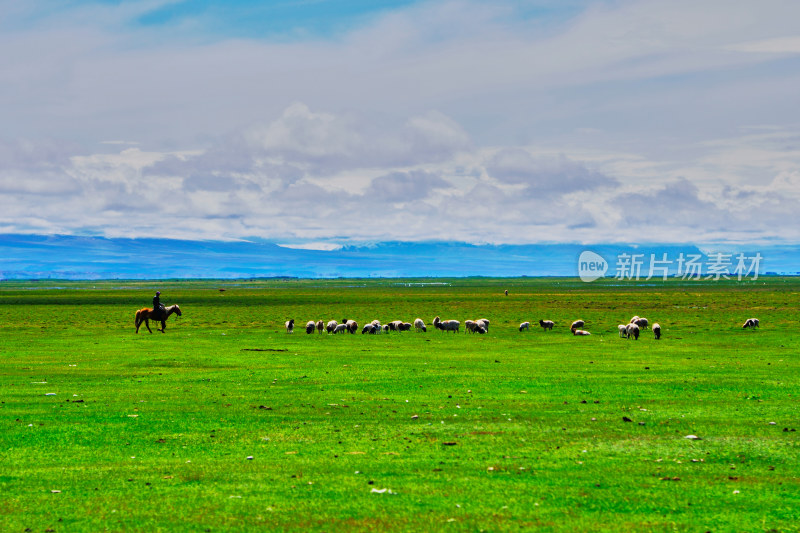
top-left (2, 1), bottom-right (800, 244)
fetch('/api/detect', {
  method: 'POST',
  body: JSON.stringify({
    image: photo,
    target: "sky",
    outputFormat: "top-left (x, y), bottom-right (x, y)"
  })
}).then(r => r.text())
top-left (2, 0), bottom-right (800, 248)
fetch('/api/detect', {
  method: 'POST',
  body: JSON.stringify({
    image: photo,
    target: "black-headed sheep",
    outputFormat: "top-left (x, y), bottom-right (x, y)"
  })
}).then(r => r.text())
top-left (653, 323), bottom-right (661, 340)
top-left (414, 318), bottom-right (426, 332)
top-left (305, 320), bottom-right (316, 334)
top-left (326, 320), bottom-right (338, 333)
top-left (539, 320), bottom-right (554, 330)
top-left (285, 319), bottom-right (294, 333)
top-left (519, 321), bottom-right (530, 332)
top-left (626, 323), bottom-right (640, 340)
top-left (436, 319), bottom-right (460, 333)
top-left (742, 318), bottom-right (759, 329)
top-left (571, 320), bottom-right (585, 330)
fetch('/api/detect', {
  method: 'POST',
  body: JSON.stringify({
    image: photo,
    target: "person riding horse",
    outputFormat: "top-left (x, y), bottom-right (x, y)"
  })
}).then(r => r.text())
top-left (153, 291), bottom-right (166, 321)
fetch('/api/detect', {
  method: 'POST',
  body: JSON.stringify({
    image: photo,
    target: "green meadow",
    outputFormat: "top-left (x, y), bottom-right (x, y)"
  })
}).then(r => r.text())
top-left (1, 277), bottom-right (799, 532)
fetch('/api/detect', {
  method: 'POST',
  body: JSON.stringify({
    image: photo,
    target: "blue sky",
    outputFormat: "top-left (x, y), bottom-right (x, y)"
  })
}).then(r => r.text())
top-left (135, 0), bottom-right (424, 39)
top-left (2, 0), bottom-right (800, 247)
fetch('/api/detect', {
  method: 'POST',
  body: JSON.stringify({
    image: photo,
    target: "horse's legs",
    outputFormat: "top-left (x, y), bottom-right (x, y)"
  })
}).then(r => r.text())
top-left (160, 320), bottom-right (166, 333)
top-left (144, 318), bottom-right (153, 334)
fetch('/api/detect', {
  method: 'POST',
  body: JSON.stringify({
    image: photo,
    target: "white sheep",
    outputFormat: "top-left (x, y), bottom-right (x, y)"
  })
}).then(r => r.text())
top-left (571, 320), bottom-right (585, 330)
top-left (519, 321), bottom-right (530, 332)
top-left (346, 320), bottom-right (358, 334)
top-left (333, 323), bottom-right (348, 334)
top-left (626, 323), bottom-right (640, 340)
top-left (362, 324), bottom-right (376, 334)
top-left (572, 329), bottom-right (591, 336)
top-left (316, 320), bottom-right (324, 334)
top-left (634, 317), bottom-right (649, 329)
top-left (477, 318), bottom-right (490, 331)
top-left (618, 324), bottom-right (628, 338)
top-left (630, 316), bottom-right (640, 324)
top-left (464, 319), bottom-right (477, 333)
top-left (326, 320), bottom-right (338, 333)
top-left (653, 323), bottom-right (661, 340)
top-left (305, 320), bottom-right (316, 334)
top-left (539, 320), bottom-right (554, 330)
top-left (414, 318), bottom-right (427, 332)
top-left (285, 319), bottom-right (294, 333)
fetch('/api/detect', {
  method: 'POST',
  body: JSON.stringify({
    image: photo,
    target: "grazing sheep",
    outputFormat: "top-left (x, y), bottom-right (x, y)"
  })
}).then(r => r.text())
top-left (414, 318), bottom-right (427, 332)
top-left (399, 322), bottom-right (412, 332)
top-left (477, 318), bottom-right (490, 331)
top-left (653, 323), bottom-right (661, 340)
top-left (305, 320), bottom-right (316, 334)
top-left (285, 319), bottom-right (294, 333)
top-left (618, 324), bottom-right (629, 338)
top-left (436, 319), bottom-right (460, 333)
top-left (630, 316), bottom-right (640, 324)
top-left (626, 323), bottom-right (640, 340)
top-left (361, 324), bottom-right (376, 334)
top-left (504, 290), bottom-right (508, 296)
top-left (383, 325), bottom-right (390, 333)
top-left (432, 316), bottom-right (441, 330)
top-left (333, 323), bottom-right (348, 334)
top-left (519, 321), bottom-right (530, 332)
top-left (475, 325), bottom-right (487, 334)
top-left (742, 318), bottom-right (759, 329)
top-left (389, 320), bottom-right (404, 331)
top-left (346, 320), bottom-right (358, 334)
top-left (572, 329), bottom-right (591, 336)
top-left (464, 319), bottom-right (477, 333)
top-left (316, 320), bottom-right (324, 334)
top-left (326, 320), bottom-right (338, 333)
top-left (539, 320), bottom-right (555, 330)
top-left (571, 320), bottom-right (585, 330)
top-left (634, 317), bottom-right (649, 329)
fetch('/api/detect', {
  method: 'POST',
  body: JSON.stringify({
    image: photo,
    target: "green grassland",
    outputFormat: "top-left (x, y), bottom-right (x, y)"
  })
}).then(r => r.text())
top-left (1, 277), bottom-right (798, 532)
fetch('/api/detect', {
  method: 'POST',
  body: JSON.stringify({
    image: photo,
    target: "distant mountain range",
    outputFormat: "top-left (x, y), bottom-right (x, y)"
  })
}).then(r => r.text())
top-left (1, 234), bottom-right (797, 279)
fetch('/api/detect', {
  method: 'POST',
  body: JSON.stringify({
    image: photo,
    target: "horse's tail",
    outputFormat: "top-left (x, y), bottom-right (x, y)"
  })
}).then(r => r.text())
top-left (134, 309), bottom-right (142, 325)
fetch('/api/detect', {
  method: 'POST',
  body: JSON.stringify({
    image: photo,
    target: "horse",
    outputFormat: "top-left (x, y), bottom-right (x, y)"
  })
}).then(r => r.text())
top-left (135, 304), bottom-right (182, 333)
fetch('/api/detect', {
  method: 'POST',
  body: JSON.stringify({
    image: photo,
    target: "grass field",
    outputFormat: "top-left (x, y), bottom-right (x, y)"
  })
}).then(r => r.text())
top-left (1, 277), bottom-right (799, 532)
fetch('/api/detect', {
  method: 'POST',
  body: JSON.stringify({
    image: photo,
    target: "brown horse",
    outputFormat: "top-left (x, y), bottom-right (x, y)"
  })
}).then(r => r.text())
top-left (135, 304), bottom-right (182, 333)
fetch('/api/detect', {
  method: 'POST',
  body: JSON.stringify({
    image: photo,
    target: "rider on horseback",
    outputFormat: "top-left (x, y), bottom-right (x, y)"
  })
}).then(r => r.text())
top-left (153, 291), bottom-right (166, 321)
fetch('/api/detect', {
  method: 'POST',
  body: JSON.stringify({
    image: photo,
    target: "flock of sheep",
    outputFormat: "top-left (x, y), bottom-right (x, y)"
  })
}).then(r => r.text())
top-left (284, 315), bottom-right (762, 338)
top-left (283, 316), bottom-right (490, 335)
